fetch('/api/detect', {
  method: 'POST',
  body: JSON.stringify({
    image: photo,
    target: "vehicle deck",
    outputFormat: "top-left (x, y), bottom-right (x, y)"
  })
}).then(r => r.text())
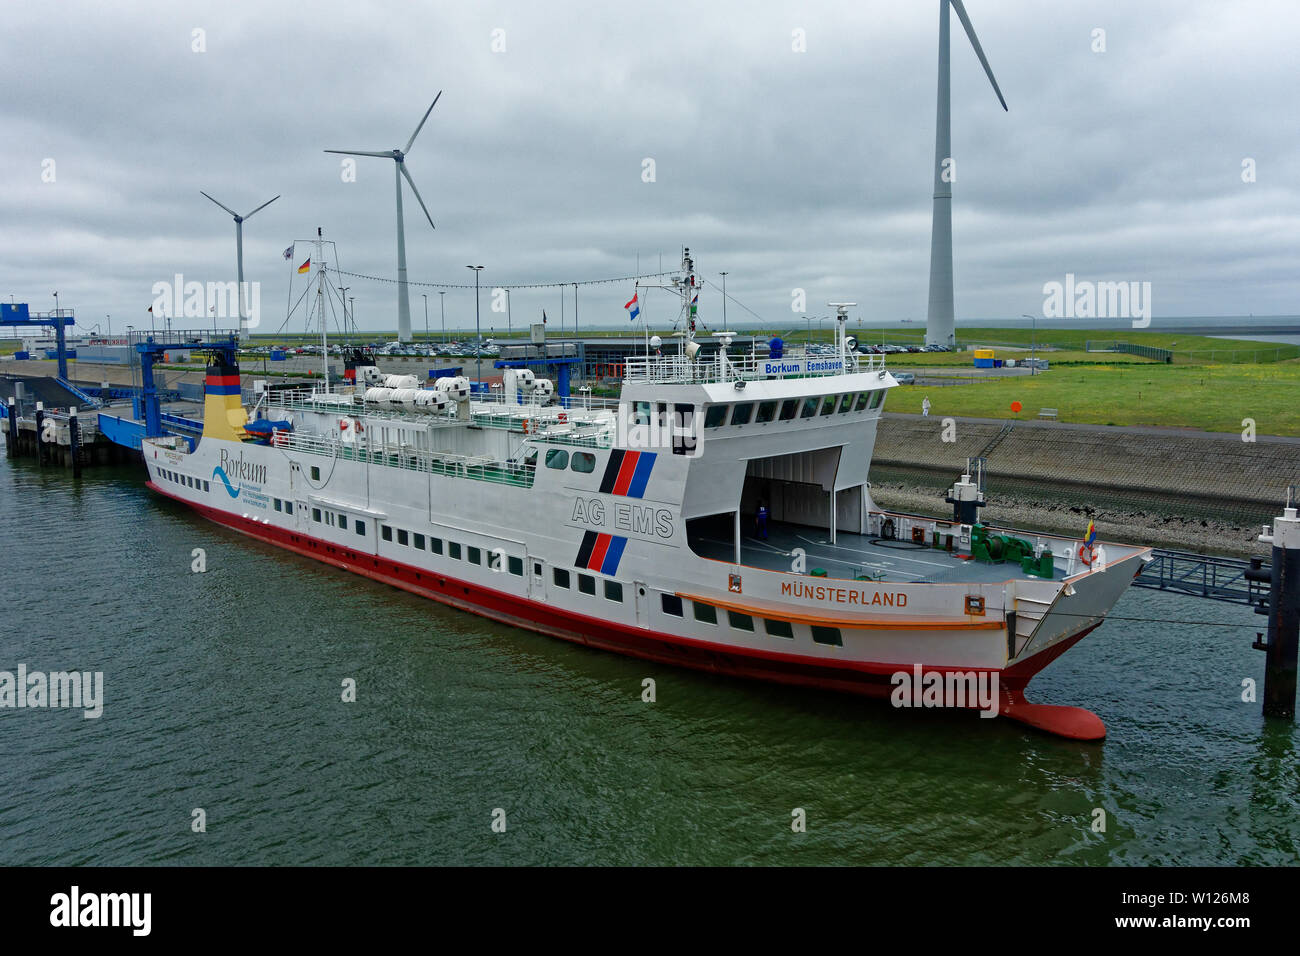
top-left (692, 520), bottom-right (1071, 585)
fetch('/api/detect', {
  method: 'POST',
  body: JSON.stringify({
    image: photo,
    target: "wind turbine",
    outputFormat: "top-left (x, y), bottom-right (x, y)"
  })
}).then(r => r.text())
top-left (200, 191), bottom-right (279, 335)
top-left (925, 0), bottom-right (1007, 348)
top-left (325, 92), bottom-right (441, 344)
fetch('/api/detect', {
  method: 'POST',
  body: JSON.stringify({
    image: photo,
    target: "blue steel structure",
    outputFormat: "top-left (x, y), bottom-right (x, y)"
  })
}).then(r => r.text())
top-left (127, 329), bottom-right (240, 439)
top-left (1, 303), bottom-right (75, 379)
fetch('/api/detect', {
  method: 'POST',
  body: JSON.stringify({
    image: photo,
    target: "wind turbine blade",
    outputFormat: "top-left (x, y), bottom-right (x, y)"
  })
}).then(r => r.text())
top-left (950, 0), bottom-right (1008, 111)
top-left (405, 91), bottom-right (442, 153)
top-left (399, 164), bottom-right (435, 230)
top-left (242, 195), bottom-right (280, 220)
top-left (323, 149), bottom-right (394, 158)
top-left (200, 191), bottom-right (240, 218)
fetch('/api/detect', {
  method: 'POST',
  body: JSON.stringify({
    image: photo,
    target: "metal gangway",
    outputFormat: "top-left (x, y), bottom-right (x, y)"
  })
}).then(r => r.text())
top-left (1133, 547), bottom-right (1271, 606)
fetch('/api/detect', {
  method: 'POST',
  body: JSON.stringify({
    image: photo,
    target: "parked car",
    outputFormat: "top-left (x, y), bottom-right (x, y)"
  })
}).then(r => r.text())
top-left (894, 372), bottom-right (916, 384)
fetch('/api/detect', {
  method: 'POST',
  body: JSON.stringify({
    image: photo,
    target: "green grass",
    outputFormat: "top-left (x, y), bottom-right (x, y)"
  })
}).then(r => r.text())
top-left (904, 363), bottom-right (1300, 436)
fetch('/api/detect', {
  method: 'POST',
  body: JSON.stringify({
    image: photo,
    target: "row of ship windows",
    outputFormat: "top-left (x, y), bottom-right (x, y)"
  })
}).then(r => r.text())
top-left (661, 594), bottom-right (843, 646)
top-left (286, 504), bottom-right (837, 641)
top-left (703, 391), bottom-right (884, 429)
top-left (381, 523), bottom-right (528, 577)
top-left (159, 469), bottom-right (210, 493)
top-left (543, 450), bottom-right (597, 472)
top-left (551, 566), bottom-right (623, 602)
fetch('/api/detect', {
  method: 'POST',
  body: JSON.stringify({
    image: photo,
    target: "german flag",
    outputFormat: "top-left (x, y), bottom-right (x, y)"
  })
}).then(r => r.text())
top-left (297, 258), bottom-right (311, 274)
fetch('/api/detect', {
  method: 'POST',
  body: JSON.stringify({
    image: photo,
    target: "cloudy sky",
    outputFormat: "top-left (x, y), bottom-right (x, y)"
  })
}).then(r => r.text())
top-left (2, 0), bottom-right (1296, 337)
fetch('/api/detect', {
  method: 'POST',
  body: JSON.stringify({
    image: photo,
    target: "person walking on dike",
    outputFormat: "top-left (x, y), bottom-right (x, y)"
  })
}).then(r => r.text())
top-left (922, 396), bottom-right (931, 417)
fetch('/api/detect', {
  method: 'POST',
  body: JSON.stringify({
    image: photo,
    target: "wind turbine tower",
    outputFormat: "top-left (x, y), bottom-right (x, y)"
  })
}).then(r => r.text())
top-left (325, 92), bottom-right (441, 344)
top-left (200, 191), bottom-right (279, 335)
top-left (925, 0), bottom-right (1007, 347)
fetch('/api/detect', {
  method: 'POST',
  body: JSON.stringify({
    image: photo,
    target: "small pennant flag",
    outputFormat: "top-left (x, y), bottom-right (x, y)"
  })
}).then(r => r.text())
top-left (542, 310), bottom-right (547, 324)
top-left (282, 245), bottom-right (293, 261)
top-left (147, 305), bottom-right (153, 313)
top-left (298, 258), bottom-right (311, 274)
top-left (624, 292), bottom-right (640, 322)
top-left (1084, 519), bottom-right (1097, 548)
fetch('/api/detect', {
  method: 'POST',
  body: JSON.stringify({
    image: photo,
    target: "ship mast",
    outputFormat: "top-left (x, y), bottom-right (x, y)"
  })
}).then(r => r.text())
top-left (313, 227), bottom-right (330, 393)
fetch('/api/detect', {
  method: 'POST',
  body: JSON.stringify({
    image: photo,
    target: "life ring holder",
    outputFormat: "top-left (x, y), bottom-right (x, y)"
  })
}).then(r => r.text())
top-left (557, 411), bottom-right (568, 424)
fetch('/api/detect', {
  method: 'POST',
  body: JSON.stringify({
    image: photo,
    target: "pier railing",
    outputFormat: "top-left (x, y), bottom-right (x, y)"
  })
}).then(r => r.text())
top-left (1133, 548), bottom-right (1270, 605)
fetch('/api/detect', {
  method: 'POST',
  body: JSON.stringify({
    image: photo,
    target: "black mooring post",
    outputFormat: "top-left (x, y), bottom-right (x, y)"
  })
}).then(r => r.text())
top-left (1261, 503), bottom-right (1300, 719)
top-left (5, 397), bottom-right (14, 458)
top-left (33, 401), bottom-right (44, 466)
top-left (69, 407), bottom-right (82, 478)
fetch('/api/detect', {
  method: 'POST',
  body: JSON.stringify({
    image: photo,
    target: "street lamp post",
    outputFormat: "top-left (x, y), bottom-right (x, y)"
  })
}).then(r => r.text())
top-left (439, 291), bottom-right (446, 343)
top-left (467, 266), bottom-right (484, 383)
top-left (423, 293), bottom-right (429, 344)
top-left (1021, 313), bottom-right (1037, 375)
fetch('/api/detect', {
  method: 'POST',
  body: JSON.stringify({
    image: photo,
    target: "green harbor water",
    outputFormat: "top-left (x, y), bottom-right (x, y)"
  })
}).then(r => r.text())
top-left (0, 454), bottom-right (1297, 866)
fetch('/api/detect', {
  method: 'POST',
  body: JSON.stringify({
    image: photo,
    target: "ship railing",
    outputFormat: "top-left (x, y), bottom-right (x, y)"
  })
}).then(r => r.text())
top-left (273, 429), bottom-right (536, 489)
top-left (621, 351), bottom-right (884, 385)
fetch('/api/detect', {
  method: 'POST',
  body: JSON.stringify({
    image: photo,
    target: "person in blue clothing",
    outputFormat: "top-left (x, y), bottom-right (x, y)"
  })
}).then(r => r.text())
top-left (755, 500), bottom-right (769, 540)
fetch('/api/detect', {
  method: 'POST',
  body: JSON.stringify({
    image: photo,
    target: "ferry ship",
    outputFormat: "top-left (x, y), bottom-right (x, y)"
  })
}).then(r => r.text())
top-left (142, 250), bottom-right (1149, 740)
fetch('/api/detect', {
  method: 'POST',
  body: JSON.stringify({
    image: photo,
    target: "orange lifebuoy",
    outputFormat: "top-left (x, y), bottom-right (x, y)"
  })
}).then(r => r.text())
top-left (522, 419), bottom-right (532, 434)
top-left (557, 411), bottom-right (568, 424)
top-left (1078, 544), bottom-right (1093, 566)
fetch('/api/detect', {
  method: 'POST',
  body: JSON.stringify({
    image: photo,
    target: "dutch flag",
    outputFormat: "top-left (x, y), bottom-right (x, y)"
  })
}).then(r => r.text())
top-left (624, 291), bottom-right (640, 322)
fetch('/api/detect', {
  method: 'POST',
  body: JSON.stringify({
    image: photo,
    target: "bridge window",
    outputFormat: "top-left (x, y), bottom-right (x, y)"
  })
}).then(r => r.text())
top-left (604, 581), bottom-right (623, 603)
top-left (312, 508), bottom-right (322, 523)
top-left (413, 533), bottom-right (425, 549)
top-left (693, 602), bottom-right (718, 625)
top-left (662, 594), bottom-right (683, 616)
top-left (285, 502), bottom-right (294, 515)
top-left (545, 449), bottom-right (569, 469)
top-left (274, 499), bottom-right (282, 512)
top-left (356, 520), bottom-right (366, 536)
top-left (449, 542), bottom-right (461, 559)
top-left (837, 393), bottom-right (854, 413)
top-left (578, 574), bottom-right (596, 595)
top-left (811, 625), bottom-right (843, 646)
top-left (855, 392), bottom-right (871, 411)
top-left (429, 537), bottom-right (443, 554)
top-left (338, 514), bottom-right (348, 531)
top-left (779, 399), bottom-right (799, 421)
top-left (727, 610), bottom-right (754, 632)
top-left (571, 452), bottom-right (596, 473)
top-left (755, 401), bottom-right (778, 423)
top-left (800, 397), bottom-right (819, 419)
top-left (397, 529), bottom-right (408, 545)
top-left (869, 390), bottom-right (884, 410)
top-left (764, 618), bottom-right (794, 639)
top-left (704, 404), bottom-right (729, 428)
top-left (381, 525), bottom-right (392, 541)
top-left (468, 546), bottom-right (482, 565)
top-left (730, 403), bottom-right (754, 426)
top-left (554, 568), bottom-right (571, 589)
top-left (819, 395), bottom-right (837, 415)
top-left (508, 556), bottom-right (524, 576)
